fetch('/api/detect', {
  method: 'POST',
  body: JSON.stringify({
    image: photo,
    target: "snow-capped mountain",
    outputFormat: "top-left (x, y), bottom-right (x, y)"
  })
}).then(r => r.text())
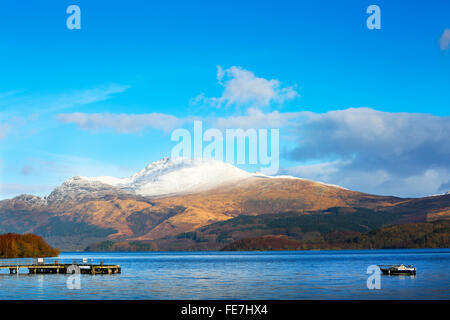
top-left (0, 157), bottom-right (352, 207)
top-left (1, 156), bottom-right (449, 251)
top-left (5, 194), bottom-right (48, 208)
top-left (38, 157), bottom-right (351, 203)
top-left (45, 176), bottom-right (128, 204)
top-left (63, 157), bottom-right (253, 198)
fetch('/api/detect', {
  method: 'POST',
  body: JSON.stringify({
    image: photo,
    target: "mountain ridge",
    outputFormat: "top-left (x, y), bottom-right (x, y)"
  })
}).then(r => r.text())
top-left (1, 157), bottom-right (449, 250)
top-left (3, 157), bottom-right (353, 204)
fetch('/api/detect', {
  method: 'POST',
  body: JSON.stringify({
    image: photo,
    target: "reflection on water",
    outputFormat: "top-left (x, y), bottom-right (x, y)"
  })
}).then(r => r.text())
top-left (0, 249), bottom-right (448, 299)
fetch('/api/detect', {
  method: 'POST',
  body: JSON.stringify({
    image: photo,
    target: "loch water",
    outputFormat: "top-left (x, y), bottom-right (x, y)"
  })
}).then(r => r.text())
top-left (0, 249), bottom-right (448, 299)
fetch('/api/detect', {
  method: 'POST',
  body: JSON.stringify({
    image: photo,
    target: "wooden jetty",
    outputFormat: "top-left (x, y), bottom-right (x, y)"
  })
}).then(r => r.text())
top-left (0, 258), bottom-right (121, 275)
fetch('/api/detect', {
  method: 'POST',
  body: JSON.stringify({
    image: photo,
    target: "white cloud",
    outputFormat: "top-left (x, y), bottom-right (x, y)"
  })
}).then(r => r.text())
top-left (439, 29), bottom-right (450, 51)
top-left (58, 108), bottom-right (304, 134)
top-left (289, 108), bottom-right (450, 166)
top-left (213, 108), bottom-right (304, 129)
top-left (192, 66), bottom-right (298, 109)
top-left (283, 108), bottom-right (450, 197)
top-left (283, 160), bottom-right (349, 183)
top-left (57, 112), bottom-right (186, 133)
top-left (282, 163), bottom-right (450, 198)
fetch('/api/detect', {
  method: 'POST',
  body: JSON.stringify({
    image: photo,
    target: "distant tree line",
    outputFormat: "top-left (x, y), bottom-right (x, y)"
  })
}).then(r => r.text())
top-left (85, 240), bottom-right (155, 252)
top-left (221, 220), bottom-right (450, 251)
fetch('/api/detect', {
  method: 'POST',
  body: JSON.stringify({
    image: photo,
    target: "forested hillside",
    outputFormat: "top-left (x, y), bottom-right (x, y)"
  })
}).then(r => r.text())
top-left (221, 220), bottom-right (450, 251)
top-left (0, 233), bottom-right (60, 258)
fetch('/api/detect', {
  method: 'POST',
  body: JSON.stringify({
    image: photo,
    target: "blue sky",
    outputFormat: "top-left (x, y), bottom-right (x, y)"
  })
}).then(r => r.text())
top-left (1, 0), bottom-right (449, 199)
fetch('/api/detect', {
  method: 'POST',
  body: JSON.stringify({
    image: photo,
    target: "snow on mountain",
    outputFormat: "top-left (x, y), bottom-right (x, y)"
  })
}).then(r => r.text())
top-left (428, 191), bottom-right (450, 197)
top-left (4, 158), bottom-right (351, 205)
top-left (75, 157), bottom-right (253, 197)
top-left (45, 176), bottom-right (126, 203)
top-left (2, 194), bottom-right (48, 208)
top-left (45, 157), bottom-right (350, 200)
top-left (252, 171), bottom-right (349, 190)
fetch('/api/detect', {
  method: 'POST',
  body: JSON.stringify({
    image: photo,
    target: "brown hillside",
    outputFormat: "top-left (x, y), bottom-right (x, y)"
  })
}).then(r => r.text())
top-left (1, 176), bottom-right (449, 250)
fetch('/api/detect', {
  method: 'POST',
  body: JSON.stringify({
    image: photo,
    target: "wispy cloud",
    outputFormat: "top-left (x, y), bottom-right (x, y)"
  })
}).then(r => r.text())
top-left (58, 108), bottom-right (302, 134)
top-left (0, 84), bottom-right (130, 113)
top-left (31, 152), bottom-right (136, 178)
top-left (20, 165), bottom-right (34, 176)
top-left (0, 123), bottom-right (9, 140)
top-left (282, 163), bottom-right (450, 198)
top-left (0, 183), bottom-right (55, 199)
top-left (191, 66), bottom-right (298, 109)
top-left (45, 84), bottom-right (130, 112)
top-left (213, 107), bottom-right (304, 129)
top-left (0, 84), bottom-right (130, 140)
top-left (0, 113), bottom-right (30, 140)
top-left (57, 112), bottom-right (186, 133)
top-left (0, 90), bottom-right (23, 100)
top-left (1, 152), bottom-right (138, 199)
top-left (439, 29), bottom-right (450, 51)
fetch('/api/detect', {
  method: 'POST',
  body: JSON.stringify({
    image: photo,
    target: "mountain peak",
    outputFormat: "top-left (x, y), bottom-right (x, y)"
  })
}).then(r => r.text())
top-left (58, 157), bottom-right (252, 198)
top-left (52, 157), bottom-right (352, 199)
top-left (45, 175), bottom-right (124, 204)
top-left (126, 157), bottom-right (252, 196)
top-left (7, 194), bottom-right (47, 208)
